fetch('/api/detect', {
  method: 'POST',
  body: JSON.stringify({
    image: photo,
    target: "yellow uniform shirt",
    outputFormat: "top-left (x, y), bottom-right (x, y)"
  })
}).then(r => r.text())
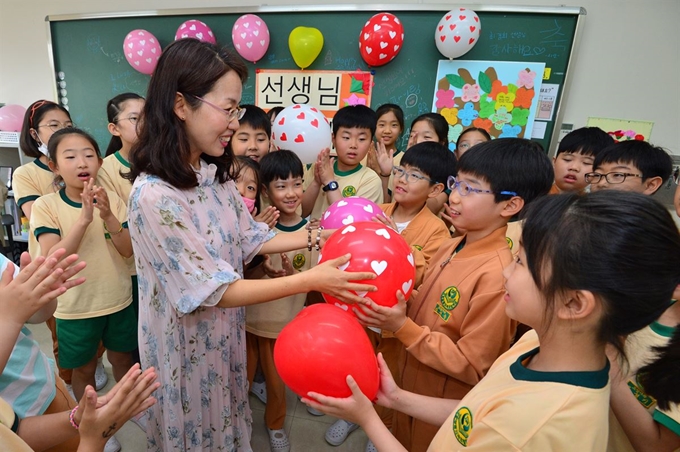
top-left (608, 322), bottom-right (680, 451)
top-left (429, 330), bottom-right (610, 451)
top-left (505, 220), bottom-right (523, 258)
top-left (246, 219), bottom-right (312, 338)
top-left (98, 151), bottom-right (136, 276)
top-left (98, 151), bottom-right (132, 203)
top-left (12, 158), bottom-right (58, 257)
top-left (30, 188), bottom-right (132, 319)
top-left (0, 398), bottom-right (31, 452)
top-left (306, 162), bottom-right (383, 221)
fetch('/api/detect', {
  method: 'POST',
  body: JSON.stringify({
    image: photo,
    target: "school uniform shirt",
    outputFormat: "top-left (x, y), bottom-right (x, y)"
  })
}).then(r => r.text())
top-left (98, 151), bottom-right (137, 276)
top-left (607, 321), bottom-right (680, 452)
top-left (392, 226), bottom-right (516, 452)
top-left (505, 220), bottom-right (522, 258)
top-left (0, 255), bottom-right (56, 418)
top-left (246, 219), bottom-right (312, 338)
top-left (0, 398), bottom-right (32, 452)
top-left (12, 158), bottom-right (58, 257)
top-left (30, 188), bottom-right (132, 319)
top-left (386, 150), bottom-right (404, 198)
top-left (380, 202), bottom-right (450, 289)
top-left (305, 161), bottom-right (383, 220)
top-left (428, 330), bottom-right (610, 451)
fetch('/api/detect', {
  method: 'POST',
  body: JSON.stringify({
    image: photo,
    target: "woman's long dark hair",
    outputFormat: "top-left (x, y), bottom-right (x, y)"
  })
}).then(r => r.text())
top-left (127, 39), bottom-right (248, 188)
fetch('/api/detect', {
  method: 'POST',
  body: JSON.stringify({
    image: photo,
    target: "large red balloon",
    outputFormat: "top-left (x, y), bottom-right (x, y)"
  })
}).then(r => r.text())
top-left (274, 304), bottom-right (379, 399)
top-left (359, 12), bottom-right (404, 67)
top-left (318, 221), bottom-right (415, 314)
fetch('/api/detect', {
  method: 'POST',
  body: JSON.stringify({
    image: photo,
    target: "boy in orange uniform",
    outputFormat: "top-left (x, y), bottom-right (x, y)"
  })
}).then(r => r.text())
top-left (356, 139), bottom-right (554, 451)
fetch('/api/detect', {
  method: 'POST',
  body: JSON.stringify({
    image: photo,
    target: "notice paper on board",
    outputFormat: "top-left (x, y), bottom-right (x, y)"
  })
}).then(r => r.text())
top-left (536, 83), bottom-right (559, 121)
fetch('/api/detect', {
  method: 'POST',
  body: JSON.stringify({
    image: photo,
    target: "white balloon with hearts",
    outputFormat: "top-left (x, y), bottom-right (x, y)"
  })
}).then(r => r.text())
top-left (272, 104), bottom-right (331, 164)
top-left (318, 221), bottom-right (416, 316)
top-left (434, 8), bottom-right (481, 59)
top-left (231, 14), bottom-right (270, 63)
top-left (175, 20), bottom-right (216, 44)
top-left (123, 29), bottom-right (162, 75)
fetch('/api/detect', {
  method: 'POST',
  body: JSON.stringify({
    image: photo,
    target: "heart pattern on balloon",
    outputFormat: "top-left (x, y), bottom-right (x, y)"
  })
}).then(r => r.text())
top-left (359, 12), bottom-right (404, 67)
top-left (371, 260), bottom-right (388, 275)
top-left (434, 8), bottom-right (481, 59)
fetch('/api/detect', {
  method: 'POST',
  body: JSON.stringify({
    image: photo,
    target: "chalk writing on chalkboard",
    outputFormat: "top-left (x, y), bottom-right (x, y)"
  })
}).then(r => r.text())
top-left (539, 20), bottom-right (568, 52)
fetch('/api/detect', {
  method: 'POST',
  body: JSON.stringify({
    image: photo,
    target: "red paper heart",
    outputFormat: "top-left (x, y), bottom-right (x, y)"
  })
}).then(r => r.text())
top-left (297, 112), bottom-right (306, 120)
top-left (310, 119), bottom-right (319, 128)
top-left (459, 15), bottom-right (466, 20)
top-left (454, 36), bottom-right (461, 43)
top-left (294, 134), bottom-right (304, 143)
top-left (440, 35), bottom-right (446, 42)
top-left (449, 24), bottom-right (456, 30)
top-left (445, 14), bottom-right (451, 20)
top-left (280, 132), bottom-right (288, 141)
top-left (469, 38), bottom-right (475, 44)
top-left (438, 25), bottom-right (444, 31)
top-left (278, 117), bottom-right (285, 125)
top-left (470, 26), bottom-right (476, 32)
top-left (293, 105), bottom-right (301, 109)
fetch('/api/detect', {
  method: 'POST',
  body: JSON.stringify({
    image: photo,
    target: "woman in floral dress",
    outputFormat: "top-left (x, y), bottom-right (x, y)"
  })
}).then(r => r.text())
top-left (126, 39), bottom-right (375, 452)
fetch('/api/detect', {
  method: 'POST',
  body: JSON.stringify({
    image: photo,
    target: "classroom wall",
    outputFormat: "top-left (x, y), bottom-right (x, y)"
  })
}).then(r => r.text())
top-left (1, 0), bottom-right (678, 153)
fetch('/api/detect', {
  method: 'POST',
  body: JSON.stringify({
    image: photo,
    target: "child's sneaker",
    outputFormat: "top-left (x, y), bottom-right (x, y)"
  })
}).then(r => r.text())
top-left (104, 436), bottom-right (121, 452)
top-left (267, 428), bottom-right (290, 452)
top-left (250, 380), bottom-right (267, 404)
top-left (325, 420), bottom-right (359, 446)
top-left (95, 358), bottom-right (109, 391)
top-left (306, 405), bottom-right (324, 416)
top-left (130, 410), bottom-right (148, 432)
top-left (365, 439), bottom-right (378, 452)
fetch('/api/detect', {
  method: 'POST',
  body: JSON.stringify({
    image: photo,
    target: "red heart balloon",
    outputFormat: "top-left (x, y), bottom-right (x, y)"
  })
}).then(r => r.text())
top-left (274, 304), bottom-right (379, 399)
top-left (318, 222), bottom-right (415, 315)
top-left (358, 12), bottom-right (404, 67)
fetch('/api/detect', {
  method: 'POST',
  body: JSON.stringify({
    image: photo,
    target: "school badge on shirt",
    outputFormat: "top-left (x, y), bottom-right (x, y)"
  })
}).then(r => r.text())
top-left (506, 236), bottom-right (514, 249)
top-left (342, 185), bottom-right (357, 197)
top-left (293, 253), bottom-right (306, 271)
top-left (453, 406), bottom-right (473, 446)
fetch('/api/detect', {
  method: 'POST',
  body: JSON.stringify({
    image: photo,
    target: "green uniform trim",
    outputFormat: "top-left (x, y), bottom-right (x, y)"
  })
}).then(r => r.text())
top-left (114, 151), bottom-right (131, 168)
top-left (275, 218), bottom-right (307, 232)
top-left (33, 158), bottom-right (51, 172)
top-left (653, 410), bottom-right (680, 436)
top-left (34, 226), bottom-right (60, 238)
top-left (333, 160), bottom-right (363, 177)
top-left (16, 195), bottom-right (39, 207)
top-left (510, 347), bottom-right (609, 389)
top-left (59, 188), bottom-right (81, 208)
top-left (649, 320), bottom-right (676, 338)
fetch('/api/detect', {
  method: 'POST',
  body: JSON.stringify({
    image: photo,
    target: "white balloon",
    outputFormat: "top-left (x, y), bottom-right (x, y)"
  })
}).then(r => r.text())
top-left (434, 8), bottom-right (481, 59)
top-left (271, 104), bottom-right (332, 164)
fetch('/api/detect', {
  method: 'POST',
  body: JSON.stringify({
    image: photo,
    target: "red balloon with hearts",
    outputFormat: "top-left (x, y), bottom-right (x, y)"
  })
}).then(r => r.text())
top-left (359, 12), bottom-right (404, 67)
top-left (318, 222), bottom-right (415, 315)
top-left (274, 303), bottom-right (379, 399)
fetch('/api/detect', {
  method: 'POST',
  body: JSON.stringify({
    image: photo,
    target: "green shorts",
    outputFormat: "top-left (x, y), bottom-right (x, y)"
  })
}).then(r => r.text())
top-left (55, 303), bottom-right (138, 369)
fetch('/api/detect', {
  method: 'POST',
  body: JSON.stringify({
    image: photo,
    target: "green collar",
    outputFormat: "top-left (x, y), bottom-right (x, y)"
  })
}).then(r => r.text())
top-left (509, 347), bottom-right (610, 389)
top-left (59, 188), bottom-right (81, 208)
top-left (333, 160), bottom-right (363, 177)
top-left (275, 218), bottom-right (307, 232)
top-left (393, 148), bottom-right (402, 157)
top-left (650, 321), bottom-right (677, 338)
top-left (34, 158), bottom-right (51, 172)
top-left (114, 151), bottom-right (131, 168)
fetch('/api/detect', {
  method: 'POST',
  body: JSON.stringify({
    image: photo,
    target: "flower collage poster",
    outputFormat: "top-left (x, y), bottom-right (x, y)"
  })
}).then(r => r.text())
top-left (432, 60), bottom-right (546, 151)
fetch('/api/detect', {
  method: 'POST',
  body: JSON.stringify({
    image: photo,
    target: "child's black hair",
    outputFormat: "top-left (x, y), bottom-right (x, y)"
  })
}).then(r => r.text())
top-left (521, 191), bottom-right (680, 363)
top-left (237, 104), bottom-right (271, 137)
top-left (556, 126), bottom-right (614, 158)
top-left (105, 92), bottom-right (144, 157)
top-left (47, 127), bottom-right (102, 186)
top-left (259, 149), bottom-right (304, 187)
top-left (456, 127), bottom-right (491, 147)
top-left (639, 328), bottom-right (680, 410)
top-left (234, 156), bottom-right (262, 213)
top-left (20, 100), bottom-right (72, 159)
top-left (266, 106), bottom-right (285, 124)
top-left (457, 138), bottom-right (554, 204)
top-left (400, 142), bottom-right (456, 185)
top-left (332, 105), bottom-right (377, 136)
top-left (410, 113), bottom-right (449, 145)
top-left (593, 141), bottom-right (673, 189)
top-left (375, 103), bottom-right (405, 132)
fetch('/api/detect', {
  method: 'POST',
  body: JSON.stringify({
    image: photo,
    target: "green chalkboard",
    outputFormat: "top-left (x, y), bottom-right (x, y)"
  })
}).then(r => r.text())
top-left (48, 6), bottom-right (584, 153)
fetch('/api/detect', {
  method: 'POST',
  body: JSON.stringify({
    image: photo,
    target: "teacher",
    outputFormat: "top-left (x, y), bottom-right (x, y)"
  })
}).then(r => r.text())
top-left (127, 39), bottom-right (375, 452)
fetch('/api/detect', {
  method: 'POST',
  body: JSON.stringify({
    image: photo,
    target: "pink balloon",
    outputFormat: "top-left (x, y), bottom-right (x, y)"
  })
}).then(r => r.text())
top-left (123, 29), bottom-right (162, 75)
top-left (231, 14), bottom-right (270, 63)
top-left (175, 20), bottom-right (216, 44)
top-left (0, 104), bottom-right (27, 132)
top-left (320, 196), bottom-right (386, 229)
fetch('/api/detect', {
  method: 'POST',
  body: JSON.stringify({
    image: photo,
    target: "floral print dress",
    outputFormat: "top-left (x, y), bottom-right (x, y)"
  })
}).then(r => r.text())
top-left (128, 160), bottom-right (274, 451)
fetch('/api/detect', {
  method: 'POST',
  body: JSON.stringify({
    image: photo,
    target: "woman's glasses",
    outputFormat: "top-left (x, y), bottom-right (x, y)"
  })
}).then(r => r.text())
top-left (191, 95), bottom-right (246, 122)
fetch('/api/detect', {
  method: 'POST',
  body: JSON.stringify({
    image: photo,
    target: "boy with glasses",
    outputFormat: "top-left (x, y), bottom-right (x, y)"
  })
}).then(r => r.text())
top-left (355, 138), bottom-right (554, 452)
top-left (588, 140), bottom-right (672, 195)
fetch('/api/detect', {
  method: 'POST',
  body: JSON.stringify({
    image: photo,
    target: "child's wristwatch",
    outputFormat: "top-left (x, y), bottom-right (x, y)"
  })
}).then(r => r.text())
top-left (322, 181), bottom-right (339, 192)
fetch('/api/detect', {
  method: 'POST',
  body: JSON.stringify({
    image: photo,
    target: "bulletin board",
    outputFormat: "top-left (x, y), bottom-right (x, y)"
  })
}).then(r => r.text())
top-left (47, 5), bottom-right (585, 153)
